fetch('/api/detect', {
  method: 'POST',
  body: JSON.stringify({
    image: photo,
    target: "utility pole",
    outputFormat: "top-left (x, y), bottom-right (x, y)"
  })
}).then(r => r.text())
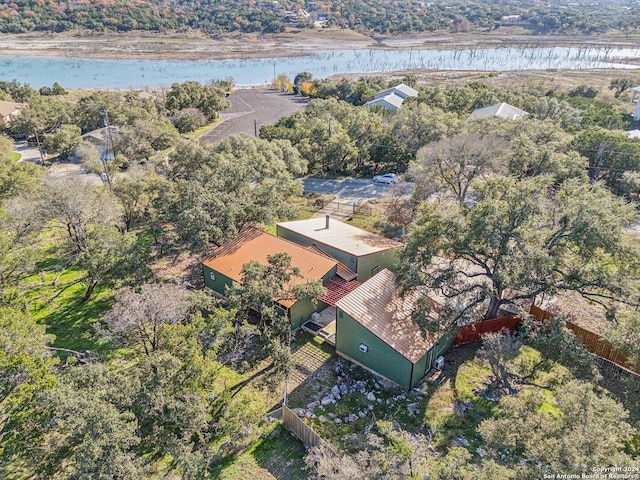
top-left (33, 127), bottom-right (45, 165)
top-left (100, 110), bottom-right (114, 193)
top-left (254, 119), bottom-right (258, 137)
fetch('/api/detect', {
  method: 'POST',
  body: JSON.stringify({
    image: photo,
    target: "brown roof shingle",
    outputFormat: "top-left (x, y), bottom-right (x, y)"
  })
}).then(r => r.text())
top-left (336, 269), bottom-right (443, 363)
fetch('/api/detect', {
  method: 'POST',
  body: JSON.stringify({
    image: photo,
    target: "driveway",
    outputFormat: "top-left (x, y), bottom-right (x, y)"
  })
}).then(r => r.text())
top-left (14, 141), bottom-right (43, 164)
top-left (302, 177), bottom-right (413, 203)
top-left (199, 89), bottom-right (307, 143)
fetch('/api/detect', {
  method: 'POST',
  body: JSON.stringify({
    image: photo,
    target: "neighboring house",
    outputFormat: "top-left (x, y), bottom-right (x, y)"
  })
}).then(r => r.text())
top-left (335, 269), bottom-right (455, 390)
top-left (276, 216), bottom-right (403, 283)
top-left (0, 100), bottom-right (26, 127)
top-left (373, 83), bottom-right (419, 101)
top-left (365, 94), bottom-right (405, 113)
top-left (468, 102), bottom-right (529, 121)
top-left (75, 126), bottom-right (118, 160)
top-left (365, 83), bottom-right (418, 112)
top-left (501, 15), bottom-right (522, 24)
top-left (202, 227), bottom-right (358, 329)
top-left (628, 85), bottom-right (640, 121)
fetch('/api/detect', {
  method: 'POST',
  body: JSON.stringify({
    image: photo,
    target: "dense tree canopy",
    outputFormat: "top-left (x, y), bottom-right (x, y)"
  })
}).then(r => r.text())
top-left (400, 175), bottom-right (639, 324)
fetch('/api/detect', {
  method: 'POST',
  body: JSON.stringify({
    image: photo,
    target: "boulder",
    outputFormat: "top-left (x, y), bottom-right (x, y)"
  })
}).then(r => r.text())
top-left (339, 384), bottom-right (348, 396)
top-left (331, 385), bottom-right (341, 397)
top-left (334, 418), bottom-right (343, 424)
top-left (348, 414), bottom-right (359, 423)
top-left (406, 403), bottom-right (419, 415)
top-left (321, 394), bottom-right (335, 406)
top-left (307, 401), bottom-right (320, 410)
top-left (318, 415), bottom-right (327, 423)
top-left (366, 392), bottom-right (376, 401)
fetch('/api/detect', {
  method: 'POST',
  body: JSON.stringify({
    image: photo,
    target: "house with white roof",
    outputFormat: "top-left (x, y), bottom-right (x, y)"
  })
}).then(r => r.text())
top-left (276, 216), bottom-right (403, 283)
top-left (468, 102), bottom-right (529, 121)
top-left (365, 83), bottom-right (418, 113)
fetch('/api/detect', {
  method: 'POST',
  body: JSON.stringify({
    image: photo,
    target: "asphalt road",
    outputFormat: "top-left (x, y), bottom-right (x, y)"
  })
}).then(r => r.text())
top-left (302, 178), bottom-right (414, 202)
top-left (199, 88), bottom-right (308, 144)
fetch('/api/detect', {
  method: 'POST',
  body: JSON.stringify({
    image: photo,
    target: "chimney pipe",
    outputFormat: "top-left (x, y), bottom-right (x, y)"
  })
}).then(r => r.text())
top-left (325, 214), bottom-right (330, 229)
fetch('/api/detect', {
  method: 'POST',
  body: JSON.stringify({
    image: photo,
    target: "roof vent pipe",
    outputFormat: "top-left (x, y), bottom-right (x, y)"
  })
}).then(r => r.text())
top-left (325, 214), bottom-right (330, 229)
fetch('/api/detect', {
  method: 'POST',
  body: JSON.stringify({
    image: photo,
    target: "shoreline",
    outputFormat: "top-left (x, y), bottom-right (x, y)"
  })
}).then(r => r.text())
top-left (1, 30), bottom-right (639, 61)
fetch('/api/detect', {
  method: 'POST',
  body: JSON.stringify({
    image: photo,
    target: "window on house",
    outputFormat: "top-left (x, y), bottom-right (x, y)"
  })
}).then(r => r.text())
top-left (209, 271), bottom-right (215, 281)
top-left (359, 343), bottom-right (369, 353)
top-left (338, 311), bottom-right (343, 318)
top-left (372, 265), bottom-right (380, 274)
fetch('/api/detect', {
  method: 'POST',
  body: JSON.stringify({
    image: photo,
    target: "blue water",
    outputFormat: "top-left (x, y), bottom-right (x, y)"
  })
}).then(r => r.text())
top-left (1, 46), bottom-right (638, 89)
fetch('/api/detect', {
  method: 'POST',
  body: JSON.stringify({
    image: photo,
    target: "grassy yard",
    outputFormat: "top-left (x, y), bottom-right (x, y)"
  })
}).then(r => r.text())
top-left (210, 423), bottom-right (308, 480)
top-left (22, 254), bottom-right (114, 356)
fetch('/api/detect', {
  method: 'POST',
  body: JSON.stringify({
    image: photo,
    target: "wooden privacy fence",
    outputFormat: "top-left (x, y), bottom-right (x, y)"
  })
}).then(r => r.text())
top-left (455, 304), bottom-right (639, 376)
top-left (529, 304), bottom-right (639, 375)
top-left (453, 316), bottom-right (521, 345)
top-left (564, 321), bottom-right (640, 375)
top-left (281, 404), bottom-right (336, 453)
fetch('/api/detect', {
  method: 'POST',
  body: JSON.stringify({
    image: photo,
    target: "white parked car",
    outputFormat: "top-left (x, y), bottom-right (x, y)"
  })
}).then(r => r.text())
top-left (373, 173), bottom-right (399, 184)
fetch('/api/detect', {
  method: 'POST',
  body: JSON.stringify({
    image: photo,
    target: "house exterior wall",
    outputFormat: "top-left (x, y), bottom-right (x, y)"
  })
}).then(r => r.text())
top-left (357, 249), bottom-right (399, 283)
top-left (367, 98), bottom-right (400, 112)
top-left (202, 264), bottom-right (234, 297)
top-left (336, 309), bottom-right (414, 389)
top-left (290, 299), bottom-right (329, 330)
top-left (275, 226), bottom-right (358, 272)
top-left (411, 349), bottom-right (430, 389)
top-left (203, 263), bottom-right (334, 331)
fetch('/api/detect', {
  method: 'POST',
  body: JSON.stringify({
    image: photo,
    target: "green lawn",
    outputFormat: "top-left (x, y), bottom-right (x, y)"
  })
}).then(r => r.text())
top-left (23, 260), bottom-right (114, 356)
top-left (210, 423), bottom-right (308, 480)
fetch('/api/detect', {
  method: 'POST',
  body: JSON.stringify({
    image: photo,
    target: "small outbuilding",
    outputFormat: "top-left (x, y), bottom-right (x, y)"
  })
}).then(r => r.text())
top-left (335, 269), bottom-right (455, 390)
top-left (276, 216), bottom-right (402, 283)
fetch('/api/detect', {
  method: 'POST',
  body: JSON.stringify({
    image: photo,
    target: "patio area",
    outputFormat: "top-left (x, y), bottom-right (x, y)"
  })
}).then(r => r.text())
top-left (302, 306), bottom-right (336, 346)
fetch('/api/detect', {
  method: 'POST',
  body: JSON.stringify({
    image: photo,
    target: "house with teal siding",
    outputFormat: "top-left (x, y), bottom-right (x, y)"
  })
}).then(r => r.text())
top-left (276, 216), bottom-right (403, 283)
top-left (335, 269), bottom-right (455, 390)
top-left (202, 227), bottom-right (356, 330)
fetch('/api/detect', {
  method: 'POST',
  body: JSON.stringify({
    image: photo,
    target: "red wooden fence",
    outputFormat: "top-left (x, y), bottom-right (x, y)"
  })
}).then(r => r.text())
top-left (453, 304), bottom-right (639, 376)
top-left (453, 316), bottom-right (521, 345)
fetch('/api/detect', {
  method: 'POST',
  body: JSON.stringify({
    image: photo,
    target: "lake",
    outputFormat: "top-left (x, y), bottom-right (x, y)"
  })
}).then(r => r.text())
top-left (1, 45), bottom-right (639, 89)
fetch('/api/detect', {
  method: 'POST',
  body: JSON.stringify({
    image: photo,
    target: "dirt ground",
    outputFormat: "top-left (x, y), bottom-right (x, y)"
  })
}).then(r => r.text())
top-left (1, 29), bottom-right (639, 61)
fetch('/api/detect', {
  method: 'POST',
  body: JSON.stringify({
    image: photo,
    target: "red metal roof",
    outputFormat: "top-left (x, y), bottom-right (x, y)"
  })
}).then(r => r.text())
top-left (319, 277), bottom-right (361, 307)
top-left (203, 227), bottom-right (338, 308)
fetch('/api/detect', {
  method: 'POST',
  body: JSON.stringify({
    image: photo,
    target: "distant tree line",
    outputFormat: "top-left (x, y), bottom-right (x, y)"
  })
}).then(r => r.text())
top-left (0, 0), bottom-right (637, 35)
